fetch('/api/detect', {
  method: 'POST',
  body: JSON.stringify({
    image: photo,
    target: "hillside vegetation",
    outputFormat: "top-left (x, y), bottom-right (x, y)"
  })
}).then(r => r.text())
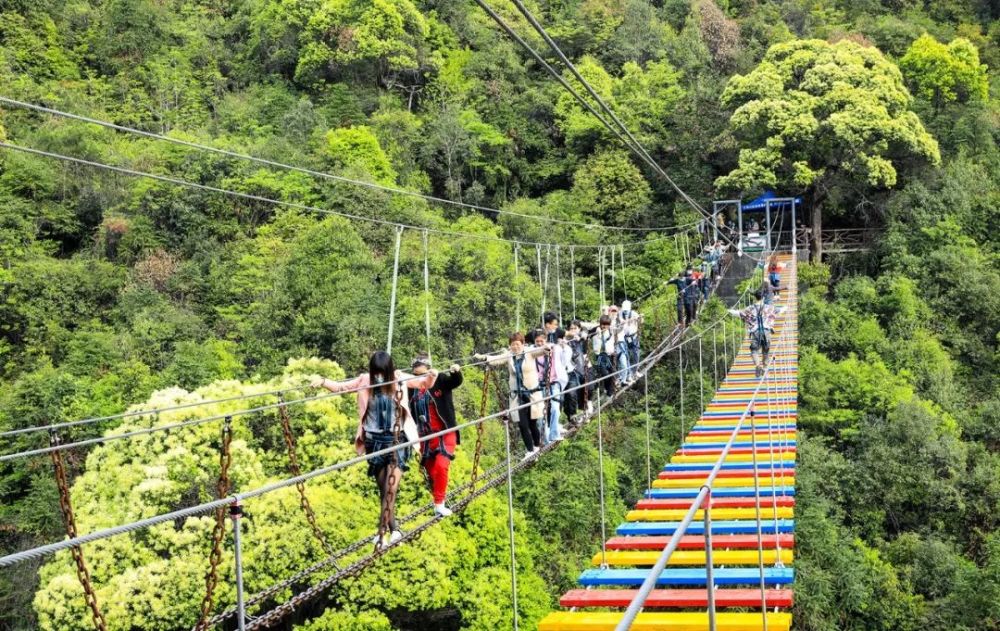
top-left (0, 0), bottom-right (998, 629)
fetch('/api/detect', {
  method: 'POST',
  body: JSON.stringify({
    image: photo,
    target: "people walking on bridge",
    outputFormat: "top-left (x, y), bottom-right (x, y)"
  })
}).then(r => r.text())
top-left (409, 354), bottom-right (463, 518)
top-left (591, 314), bottom-right (617, 397)
top-left (476, 332), bottom-right (550, 459)
top-left (533, 329), bottom-right (565, 444)
top-left (313, 351), bottom-right (437, 548)
top-left (543, 311), bottom-right (562, 344)
top-left (768, 256), bottom-right (782, 291)
top-left (565, 320), bottom-right (590, 422)
top-left (617, 300), bottom-right (640, 382)
top-left (729, 289), bottom-right (786, 378)
top-left (667, 271), bottom-right (687, 325)
top-left (682, 269), bottom-right (701, 326)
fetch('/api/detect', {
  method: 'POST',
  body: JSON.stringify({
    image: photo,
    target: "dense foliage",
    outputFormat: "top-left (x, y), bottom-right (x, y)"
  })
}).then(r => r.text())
top-left (0, 0), bottom-right (997, 629)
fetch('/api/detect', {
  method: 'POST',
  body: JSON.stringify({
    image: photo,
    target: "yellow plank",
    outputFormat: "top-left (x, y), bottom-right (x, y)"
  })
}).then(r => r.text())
top-left (652, 476), bottom-right (795, 488)
top-left (538, 612), bottom-right (792, 631)
top-left (626, 506), bottom-right (794, 521)
top-left (591, 549), bottom-right (794, 567)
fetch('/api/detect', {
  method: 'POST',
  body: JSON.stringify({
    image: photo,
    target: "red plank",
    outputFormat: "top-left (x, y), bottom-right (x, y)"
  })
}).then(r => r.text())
top-left (605, 534), bottom-right (795, 550)
top-left (559, 588), bottom-right (794, 609)
top-left (635, 497), bottom-right (795, 510)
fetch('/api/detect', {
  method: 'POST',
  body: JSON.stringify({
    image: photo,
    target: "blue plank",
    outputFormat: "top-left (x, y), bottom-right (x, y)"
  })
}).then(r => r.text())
top-left (579, 567), bottom-right (795, 587)
top-left (701, 410), bottom-right (797, 418)
top-left (616, 519), bottom-right (795, 536)
top-left (645, 487), bottom-right (796, 499)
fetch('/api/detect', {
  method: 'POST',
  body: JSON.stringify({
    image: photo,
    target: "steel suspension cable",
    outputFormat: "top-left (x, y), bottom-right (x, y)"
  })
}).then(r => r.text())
top-left (0, 141), bottom-right (662, 250)
top-left (0, 97), bottom-right (693, 235)
top-left (555, 245), bottom-right (563, 323)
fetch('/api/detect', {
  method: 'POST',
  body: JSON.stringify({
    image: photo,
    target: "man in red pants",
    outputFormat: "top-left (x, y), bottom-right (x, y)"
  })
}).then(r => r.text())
top-left (409, 354), bottom-right (464, 517)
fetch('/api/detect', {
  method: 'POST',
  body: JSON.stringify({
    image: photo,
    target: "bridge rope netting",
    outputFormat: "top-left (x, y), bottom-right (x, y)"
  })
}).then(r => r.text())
top-left (540, 254), bottom-right (798, 631)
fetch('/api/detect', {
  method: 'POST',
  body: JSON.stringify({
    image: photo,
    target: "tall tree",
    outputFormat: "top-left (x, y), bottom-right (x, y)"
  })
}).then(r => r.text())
top-left (716, 39), bottom-right (940, 259)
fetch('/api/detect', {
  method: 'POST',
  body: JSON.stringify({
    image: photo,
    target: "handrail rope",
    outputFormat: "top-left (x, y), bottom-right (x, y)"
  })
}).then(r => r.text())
top-left (0, 311), bottom-right (695, 568)
top-left (0, 253), bottom-right (761, 568)
top-left (188, 326), bottom-right (688, 629)
top-left (225, 325), bottom-right (689, 629)
top-left (0, 97), bottom-right (699, 234)
top-left (0, 141), bottom-right (672, 250)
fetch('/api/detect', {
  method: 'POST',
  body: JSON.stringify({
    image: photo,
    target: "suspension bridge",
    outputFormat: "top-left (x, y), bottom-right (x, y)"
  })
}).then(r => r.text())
top-left (539, 254), bottom-right (797, 631)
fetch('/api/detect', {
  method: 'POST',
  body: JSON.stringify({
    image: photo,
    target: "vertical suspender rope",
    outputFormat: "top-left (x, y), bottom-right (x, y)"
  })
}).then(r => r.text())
top-left (618, 243), bottom-right (628, 300)
top-left (644, 371), bottom-right (652, 488)
top-left (570, 246), bottom-right (577, 319)
top-left (722, 319), bottom-right (728, 370)
top-left (598, 248), bottom-right (606, 308)
top-left (386, 226), bottom-right (404, 355)
top-left (712, 327), bottom-right (719, 390)
top-left (596, 388), bottom-right (608, 567)
top-left (536, 244), bottom-right (545, 325)
top-left (555, 245), bottom-right (563, 323)
top-left (423, 230), bottom-right (432, 361)
top-left (514, 244), bottom-right (522, 333)
top-left (608, 246), bottom-right (615, 305)
top-left (698, 336), bottom-right (704, 412)
top-left (503, 413), bottom-right (520, 631)
top-left (678, 345), bottom-right (685, 444)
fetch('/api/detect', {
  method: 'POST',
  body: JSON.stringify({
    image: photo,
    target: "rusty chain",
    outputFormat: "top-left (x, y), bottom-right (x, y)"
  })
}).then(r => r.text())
top-left (469, 368), bottom-right (491, 490)
top-left (193, 416), bottom-right (234, 631)
top-left (277, 398), bottom-right (335, 559)
top-left (49, 432), bottom-right (108, 631)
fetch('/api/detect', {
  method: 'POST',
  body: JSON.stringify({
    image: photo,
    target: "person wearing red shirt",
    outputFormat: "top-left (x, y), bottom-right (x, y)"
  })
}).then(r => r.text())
top-left (409, 354), bottom-right (464, 517)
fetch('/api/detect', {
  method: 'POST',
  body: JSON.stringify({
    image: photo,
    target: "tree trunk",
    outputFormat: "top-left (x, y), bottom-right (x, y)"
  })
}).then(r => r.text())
top-left (810, 199), bottom-right (823, 263)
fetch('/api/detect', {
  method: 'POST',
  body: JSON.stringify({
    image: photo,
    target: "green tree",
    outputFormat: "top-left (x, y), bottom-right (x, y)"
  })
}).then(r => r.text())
top-left (571, 149), bottom-right (651, 226)
top-left (717, 39), bottom-right (940, 260)
top-left (899, 34), bottom-right (989, 111)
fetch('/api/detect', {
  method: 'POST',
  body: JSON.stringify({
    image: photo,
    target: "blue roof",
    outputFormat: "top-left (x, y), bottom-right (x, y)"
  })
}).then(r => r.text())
top-left (743, 191), bottom-right (802, 212)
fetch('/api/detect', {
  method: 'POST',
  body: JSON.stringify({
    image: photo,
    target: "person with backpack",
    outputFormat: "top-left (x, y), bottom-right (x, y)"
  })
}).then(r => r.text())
top-left (682, 268), bottom-right (701, 325)
top-left (409, 354), bottom-right (463, 518)
top-left (312, 352), bottom-right (437, 548)
top-left (667, 271), bottom-right (687, 326)
top-left (591, 314), bottom-right (616, 398)
top-left (617, 300), bottom-right (641, 383)
top-left (565, 320), bottom-right (591, 421)
top-left (768, 256), bottom-right (782, 291)
top-left (729, 289), bottom-right (786, 378)
top-left (476, 332), bottom-right (551, 460)
top-left (534, 329), bottom-right (567, 443)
